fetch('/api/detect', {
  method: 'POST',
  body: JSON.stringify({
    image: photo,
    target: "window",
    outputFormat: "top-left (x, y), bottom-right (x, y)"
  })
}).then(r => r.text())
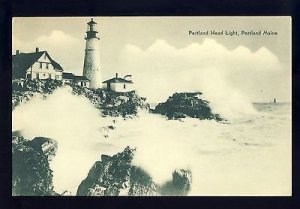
top-left (46, 63), bottom-right (49, 69)
top-left (26, 74), bottom-right (31, 79)
top-left (39, 62), bottom-right (42, 69)
top-left (44, 54), bottom-right (47, 59)
top-left (123, 84), bottom-right (126, 89)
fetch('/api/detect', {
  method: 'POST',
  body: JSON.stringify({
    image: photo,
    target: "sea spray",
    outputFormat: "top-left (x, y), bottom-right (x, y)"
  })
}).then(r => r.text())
top-left (12, 87), bottom-right (108, 194)
top-left (12, 88), bottom-right (291, 195)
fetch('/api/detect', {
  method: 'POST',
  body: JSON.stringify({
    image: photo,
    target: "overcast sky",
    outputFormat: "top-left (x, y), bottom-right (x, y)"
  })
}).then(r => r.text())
top-left (12, 17), bottom-right (291, 104)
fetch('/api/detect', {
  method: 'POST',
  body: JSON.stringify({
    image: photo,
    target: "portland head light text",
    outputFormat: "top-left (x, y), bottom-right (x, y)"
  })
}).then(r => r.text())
top-left (189, 30), bottom-right (209, 35)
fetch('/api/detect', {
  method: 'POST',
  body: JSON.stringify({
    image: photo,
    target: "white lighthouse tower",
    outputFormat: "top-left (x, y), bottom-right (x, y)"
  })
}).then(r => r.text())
top-left (83, 18), bottom-right (102, 89)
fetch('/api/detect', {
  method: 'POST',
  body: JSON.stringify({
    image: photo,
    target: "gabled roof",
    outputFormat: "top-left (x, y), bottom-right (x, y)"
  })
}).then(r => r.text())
top-left (62, 72), bottom-right (90, 81)
top-left (102, 77), bottom-right (133, 84)
top-left (12, 51), bottom-right (64, 79)
top-left (46, 53), bottom-right (64, 71)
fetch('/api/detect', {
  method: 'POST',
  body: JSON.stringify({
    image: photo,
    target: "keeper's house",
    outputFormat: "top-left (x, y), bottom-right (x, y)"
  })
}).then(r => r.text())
top-left (12, 48), bottom-right (90, 87)
top-left (12, 48), bottom-right (63, 80)
top-left (102, 73), bottom-right (134, 93)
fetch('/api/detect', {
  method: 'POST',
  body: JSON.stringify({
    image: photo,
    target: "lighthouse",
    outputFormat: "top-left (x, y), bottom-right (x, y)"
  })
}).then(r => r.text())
top-left (83, 18), bottom-right (102, 88)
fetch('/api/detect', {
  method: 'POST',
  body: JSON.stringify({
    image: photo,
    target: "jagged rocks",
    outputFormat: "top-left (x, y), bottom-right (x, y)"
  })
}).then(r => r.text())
top-left (12, 90), bottom-right (36, 110)
top-left (12, 79), bottom-right (63, 110)
top-left (98, 91), bottom-right (149, 117)
top-left (128, 167), bottom-right (159, 196)
top-left (28, 137), bottom-right (58, 161)
top-left (160, 169), bottom-right (192, 196)
top-left (154, 92), bottom-right (224, 121)
top-left (77, 147), bottom-right (192, 196)
top-left (12, 78), bottom-right (63, 94)
top-left (69, 81), bottom-right (150, 117)
top-left (72, 85), bottom-right (150, 117)
top-left (12, 79), bottom-right (149, 117)
top-left (12, 133), bottom-right (58, 196)
top-left (77, 146), bottom-right (158, 196)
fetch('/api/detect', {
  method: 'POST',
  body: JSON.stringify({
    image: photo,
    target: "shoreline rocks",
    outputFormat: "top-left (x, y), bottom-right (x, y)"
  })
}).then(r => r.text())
top-left (12, 79), bottom-right (150, 117)
top-left (77, 146), bottom-right (158, 196)
top-left (12, 132), bottom-right (58, 196)
top-left (159, 169), bottom-right (192, 196)
top-left (154, 92), bottom-right (224, 121)
top-left (77, 147), bottom-right (192, 196)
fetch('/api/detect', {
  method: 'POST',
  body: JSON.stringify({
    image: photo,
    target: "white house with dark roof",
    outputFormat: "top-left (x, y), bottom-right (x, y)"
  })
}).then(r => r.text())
top-left (12, 47), bottom-right (63, 80)
top-left (102, 73), bottom-right (134, 93)
top-left (12, 47), bottom-right (90, 88)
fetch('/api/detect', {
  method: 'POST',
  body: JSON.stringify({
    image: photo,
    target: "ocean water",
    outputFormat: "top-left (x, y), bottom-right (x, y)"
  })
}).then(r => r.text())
top-left (98, 103), bottom-right (291, 196)
top-left (12, 88), bottom-right (291, 196)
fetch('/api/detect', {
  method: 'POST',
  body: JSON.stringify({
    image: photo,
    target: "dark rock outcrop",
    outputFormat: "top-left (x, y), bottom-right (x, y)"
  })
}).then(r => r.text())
top-left (154, 92), bottom-right (224, 121)
top-left (159, 169), bottom-right (192, 196)
top-left (77, 147), bottom-right (192, 196)
top-left (77, 147), bottom-right (158, 196)
top-left (74, 87), bottom-right (149, 117)
top-left (12, 132), bottom-right (58, 196)
top-left (12, 79), bottom-right (149, 117)
top-left (12, 79), bottom-right (63, 109)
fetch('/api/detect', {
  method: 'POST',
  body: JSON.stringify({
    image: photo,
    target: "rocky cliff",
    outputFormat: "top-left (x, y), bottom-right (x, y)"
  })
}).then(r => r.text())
top-left (12, 135), bottom-right (192, 196)
top-left (71, 85), bottom-right (149, 117)
top-left (12, 132), bottom-right (58, 196)
top-left (77, 147), bottom-right (192, 196)
top-left (154, 92), bottom-right (224, 121)
top-left (12, 79), bottom-right (149, 117)
top-left (12, 79), bottom-right (62, 110)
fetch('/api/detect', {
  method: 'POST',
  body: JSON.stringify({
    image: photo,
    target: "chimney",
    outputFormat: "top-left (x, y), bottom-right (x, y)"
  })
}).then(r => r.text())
top-left (116, 73), bottom-right (118, 78)
top-left (16, 50), bottom-right (20, 55)
top-left (35, 47), bottom-right (39, 52)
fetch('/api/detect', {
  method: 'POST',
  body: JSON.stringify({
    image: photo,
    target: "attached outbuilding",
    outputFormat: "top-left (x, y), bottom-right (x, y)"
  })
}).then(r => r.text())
top-left (62, 72), bottom-right (90, 88)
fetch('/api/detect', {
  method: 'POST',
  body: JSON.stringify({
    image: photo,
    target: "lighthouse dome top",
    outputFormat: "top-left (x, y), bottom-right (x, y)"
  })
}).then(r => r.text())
top-left (87, 18), bottom-right (97, 25)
